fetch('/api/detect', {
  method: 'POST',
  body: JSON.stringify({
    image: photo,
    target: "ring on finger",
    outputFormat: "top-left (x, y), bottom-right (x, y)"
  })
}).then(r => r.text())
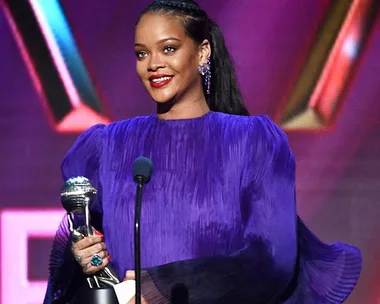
top-left (90, 253), bottom-right (103, 267)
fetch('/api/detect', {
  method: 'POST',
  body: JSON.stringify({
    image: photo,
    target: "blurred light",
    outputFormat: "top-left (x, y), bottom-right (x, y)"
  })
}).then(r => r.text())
top-left (343, 35), bottom-right (359, 58)
top-left (1, 210), bottom-right (64, 304)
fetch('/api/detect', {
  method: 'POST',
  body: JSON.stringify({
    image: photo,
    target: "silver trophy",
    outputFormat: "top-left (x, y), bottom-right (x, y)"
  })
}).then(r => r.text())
top-left (61, 176), bottom-right (120, 302)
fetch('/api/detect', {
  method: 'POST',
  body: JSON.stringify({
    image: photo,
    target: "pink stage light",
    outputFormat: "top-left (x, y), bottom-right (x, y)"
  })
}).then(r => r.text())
top-left (1, 209), bottom-right (64, 304)
top-left (2, 0), bottom-right (111, 133)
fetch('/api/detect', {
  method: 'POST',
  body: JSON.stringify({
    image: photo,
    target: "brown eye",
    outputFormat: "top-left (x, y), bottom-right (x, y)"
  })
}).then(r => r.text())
top-left (136, 51), bottom-right (147, 59)
top-left (163, 46), bottom-right (176, 54)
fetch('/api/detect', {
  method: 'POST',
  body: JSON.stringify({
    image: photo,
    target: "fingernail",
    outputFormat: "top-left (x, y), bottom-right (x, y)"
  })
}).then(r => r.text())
top-left (94, 231), bottom-right (103, 236)
top-left (126, 270), bottom-right (133, 276)
top-left (108, 255), bottom-right (112, 260)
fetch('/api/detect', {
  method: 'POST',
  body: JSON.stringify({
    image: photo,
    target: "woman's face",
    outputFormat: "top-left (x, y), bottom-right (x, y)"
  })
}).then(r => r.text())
top-left (134, 13), bottom-right (208, 104)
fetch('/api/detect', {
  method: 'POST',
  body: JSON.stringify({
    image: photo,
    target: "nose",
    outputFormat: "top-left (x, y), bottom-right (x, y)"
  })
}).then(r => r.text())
top-left (147, 52), bottom-right (165, 72)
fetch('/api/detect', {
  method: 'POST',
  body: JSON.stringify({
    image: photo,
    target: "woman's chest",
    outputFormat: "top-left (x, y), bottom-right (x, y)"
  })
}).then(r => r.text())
top-left (100, 141), bottom-right (245, 255)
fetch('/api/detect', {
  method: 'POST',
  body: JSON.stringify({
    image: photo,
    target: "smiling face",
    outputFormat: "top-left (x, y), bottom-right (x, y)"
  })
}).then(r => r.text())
top-left (134, 12), bottom-right (209, 105)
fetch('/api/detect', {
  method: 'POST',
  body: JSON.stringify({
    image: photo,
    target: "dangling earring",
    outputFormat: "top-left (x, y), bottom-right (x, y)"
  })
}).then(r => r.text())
top-left (198, 57), bottom-right (211, 95)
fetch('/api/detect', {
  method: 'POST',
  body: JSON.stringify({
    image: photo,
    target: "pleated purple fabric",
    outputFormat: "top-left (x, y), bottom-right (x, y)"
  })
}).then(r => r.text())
top-left (44, 112), bottom-right (361, 303)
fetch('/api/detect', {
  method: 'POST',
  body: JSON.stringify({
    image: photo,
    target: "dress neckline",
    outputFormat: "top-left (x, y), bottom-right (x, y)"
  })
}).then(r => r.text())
top-left (152, 111), bottom-right (214, 123)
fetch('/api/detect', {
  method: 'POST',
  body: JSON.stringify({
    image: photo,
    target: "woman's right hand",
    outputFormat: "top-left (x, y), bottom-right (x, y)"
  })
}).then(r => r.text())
top-left (71, 231), bottom-right (110, 275)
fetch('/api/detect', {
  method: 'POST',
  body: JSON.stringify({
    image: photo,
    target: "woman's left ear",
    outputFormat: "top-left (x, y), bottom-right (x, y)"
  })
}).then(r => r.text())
top-left (198, 39), bottom-right (211, 64)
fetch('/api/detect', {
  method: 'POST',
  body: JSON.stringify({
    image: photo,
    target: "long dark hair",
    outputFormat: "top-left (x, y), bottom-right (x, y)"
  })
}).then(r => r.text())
top-left (136, 0), bottom-right (249, 116)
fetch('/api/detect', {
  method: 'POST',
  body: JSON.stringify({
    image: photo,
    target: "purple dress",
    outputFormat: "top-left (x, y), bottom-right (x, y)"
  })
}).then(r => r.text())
top-left (44, 112), bottom-right (361, 303)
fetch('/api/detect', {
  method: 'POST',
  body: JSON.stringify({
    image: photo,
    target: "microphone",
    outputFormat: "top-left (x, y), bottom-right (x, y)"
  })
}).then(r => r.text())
top-left (61, 176), bottom-right (120, 289)
top-left (132, 157), bottom-right (153, 304)
top-left (133, 157), bottom-right (153, 184)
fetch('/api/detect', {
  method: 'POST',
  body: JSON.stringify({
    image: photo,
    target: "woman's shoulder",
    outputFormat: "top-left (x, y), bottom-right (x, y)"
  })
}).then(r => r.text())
top-left (66, 115), bottom-right (154, 154)
top-left (213, 111), bottom-right (270, 123)
top-left (212, 112), bottom-right (284, 136)
top-left (212, 113), bottom-right (292, 159)
top-left (93, 115), bottom-right (155, 143)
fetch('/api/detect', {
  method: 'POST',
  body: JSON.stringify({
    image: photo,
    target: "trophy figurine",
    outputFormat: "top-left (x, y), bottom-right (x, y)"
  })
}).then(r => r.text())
top-left (61, 176), bottom-right (120, 303)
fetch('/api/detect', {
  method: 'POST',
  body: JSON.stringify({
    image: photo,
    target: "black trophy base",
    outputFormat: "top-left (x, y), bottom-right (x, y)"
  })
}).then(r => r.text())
top-left (74, 287), bottom-right (119, 304)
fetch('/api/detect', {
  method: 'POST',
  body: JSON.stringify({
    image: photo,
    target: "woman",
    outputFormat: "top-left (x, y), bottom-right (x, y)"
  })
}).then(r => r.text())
top-left (44, 0), bottom-right (362, 303)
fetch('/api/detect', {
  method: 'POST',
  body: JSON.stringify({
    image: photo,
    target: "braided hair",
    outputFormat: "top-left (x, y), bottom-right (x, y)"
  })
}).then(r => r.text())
top-left (136, 0), bottom-right (249, 116)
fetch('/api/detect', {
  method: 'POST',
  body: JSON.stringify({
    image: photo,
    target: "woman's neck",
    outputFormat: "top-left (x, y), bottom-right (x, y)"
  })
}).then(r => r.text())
top-left (156, 95), bottom-right (210, 120)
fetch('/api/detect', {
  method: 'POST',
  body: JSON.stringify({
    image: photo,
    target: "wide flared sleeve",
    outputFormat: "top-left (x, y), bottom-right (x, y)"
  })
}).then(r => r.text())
top-left (285, 218), bottom-right (362, 304)
top-left (43, 124), bottom-right (105, 304)
top-left (139, 116), bottom-right (298, 304)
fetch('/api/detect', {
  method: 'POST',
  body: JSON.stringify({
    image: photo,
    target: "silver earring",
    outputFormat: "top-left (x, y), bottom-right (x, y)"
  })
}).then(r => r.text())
top-left (198, 57), bottom-right (211, 95)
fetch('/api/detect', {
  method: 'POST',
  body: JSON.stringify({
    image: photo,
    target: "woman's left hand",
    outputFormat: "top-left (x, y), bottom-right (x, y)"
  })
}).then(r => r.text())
top-left (124, 270), bottom-right (148, 304)
top-left (124, 270), bottom-right (136, 281)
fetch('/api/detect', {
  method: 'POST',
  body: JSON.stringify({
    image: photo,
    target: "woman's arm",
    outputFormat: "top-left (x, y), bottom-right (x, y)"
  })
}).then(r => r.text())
top-left (43, 124), bottom-right (105, 303)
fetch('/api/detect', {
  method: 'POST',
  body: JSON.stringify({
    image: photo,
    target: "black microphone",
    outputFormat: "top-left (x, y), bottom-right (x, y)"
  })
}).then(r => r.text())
top-left (132, 157), bottom-right (153, 304)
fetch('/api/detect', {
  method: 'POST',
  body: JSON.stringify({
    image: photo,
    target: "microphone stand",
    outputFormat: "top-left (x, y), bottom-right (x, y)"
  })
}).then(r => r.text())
top-left (134, 179), bottom-right (144, 304)
top-left (132, 156), bottom-right (153, 304)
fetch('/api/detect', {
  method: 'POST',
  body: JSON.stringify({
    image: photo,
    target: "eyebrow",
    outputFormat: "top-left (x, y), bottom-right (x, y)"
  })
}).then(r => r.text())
top-left (134, 37), bottom-right (181, 47)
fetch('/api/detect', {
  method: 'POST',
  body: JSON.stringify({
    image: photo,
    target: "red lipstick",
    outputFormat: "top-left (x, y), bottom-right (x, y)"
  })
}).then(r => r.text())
top-left (149, 74), bottom-right (173, 88)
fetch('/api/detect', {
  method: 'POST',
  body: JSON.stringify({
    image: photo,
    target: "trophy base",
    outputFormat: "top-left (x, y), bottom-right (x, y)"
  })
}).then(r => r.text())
top-left (75, 287), bottom-right (119, 304)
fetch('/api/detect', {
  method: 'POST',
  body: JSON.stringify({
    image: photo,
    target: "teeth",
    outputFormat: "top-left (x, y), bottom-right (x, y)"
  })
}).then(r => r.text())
top-left (152, 76), bottom-right (172, 83)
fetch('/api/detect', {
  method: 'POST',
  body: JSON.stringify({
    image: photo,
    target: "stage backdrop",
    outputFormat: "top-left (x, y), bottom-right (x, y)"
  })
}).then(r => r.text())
top-left (0, 0), bottom-right (379, 303)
